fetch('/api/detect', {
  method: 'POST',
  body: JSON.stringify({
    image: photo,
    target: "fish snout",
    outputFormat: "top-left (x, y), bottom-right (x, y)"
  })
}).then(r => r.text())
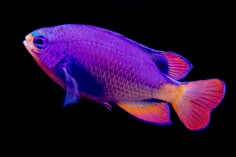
top-left (23, 33), bottom-right (34, 49)
top-left (23, 33), bottom-right (42, 58)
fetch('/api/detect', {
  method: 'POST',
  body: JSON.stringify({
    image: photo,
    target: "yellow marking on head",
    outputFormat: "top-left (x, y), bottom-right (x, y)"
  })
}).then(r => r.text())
top-left (25, 33), bottom-right (34, 42)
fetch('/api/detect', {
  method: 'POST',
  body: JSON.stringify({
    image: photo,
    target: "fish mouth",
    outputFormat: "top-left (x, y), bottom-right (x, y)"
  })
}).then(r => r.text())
top-left (23, 34), bottom-right (40, 60)
top-left (23, 40), bottom-right (30, 51)
top-left (23, 34), bottom-right (34, 52)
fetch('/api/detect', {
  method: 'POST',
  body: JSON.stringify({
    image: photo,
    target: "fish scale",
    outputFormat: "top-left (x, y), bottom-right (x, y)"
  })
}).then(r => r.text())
top-left (68, 39), bottom-right (158, 101)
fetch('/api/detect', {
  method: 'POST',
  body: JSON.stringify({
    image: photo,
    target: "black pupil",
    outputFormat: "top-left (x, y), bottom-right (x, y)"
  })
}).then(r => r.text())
top-left (35, 38), bottom-right (43, 45)
top-left (33, 36), bottom-right (47, 49)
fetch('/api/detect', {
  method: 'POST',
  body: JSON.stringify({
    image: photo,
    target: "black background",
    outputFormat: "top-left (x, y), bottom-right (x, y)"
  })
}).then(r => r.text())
top-left (11, 0), bottom-right (234, 149)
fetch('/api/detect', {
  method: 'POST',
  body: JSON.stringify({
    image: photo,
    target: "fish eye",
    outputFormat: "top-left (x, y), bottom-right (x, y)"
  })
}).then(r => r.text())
top-left (33, 36), bottom-right (48, 49)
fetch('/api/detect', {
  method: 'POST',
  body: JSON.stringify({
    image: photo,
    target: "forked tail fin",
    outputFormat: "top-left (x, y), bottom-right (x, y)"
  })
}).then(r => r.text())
top-left (172, 79), bottom-right (225, 130)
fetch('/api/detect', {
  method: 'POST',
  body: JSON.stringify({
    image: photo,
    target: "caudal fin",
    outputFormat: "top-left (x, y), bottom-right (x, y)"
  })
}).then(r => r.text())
top-left (172, 79), bottom-right (225, 130)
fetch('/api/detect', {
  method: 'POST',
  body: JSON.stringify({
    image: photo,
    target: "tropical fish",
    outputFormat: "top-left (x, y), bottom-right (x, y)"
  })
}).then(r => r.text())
top-left (23, 24), bottom-right (225, 130)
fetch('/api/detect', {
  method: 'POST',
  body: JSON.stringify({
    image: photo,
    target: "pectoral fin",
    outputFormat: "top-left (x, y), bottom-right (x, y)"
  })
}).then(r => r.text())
top-left (117, 101), bottom-right (171, 125)
top-left (63, 68), bottom-right (80, 107)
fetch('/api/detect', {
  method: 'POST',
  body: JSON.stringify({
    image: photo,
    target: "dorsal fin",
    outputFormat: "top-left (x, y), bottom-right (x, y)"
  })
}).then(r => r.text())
top-left (148, 50), bottom-right (193, 80)
top-left (83, 25), bottom-right (192, 80)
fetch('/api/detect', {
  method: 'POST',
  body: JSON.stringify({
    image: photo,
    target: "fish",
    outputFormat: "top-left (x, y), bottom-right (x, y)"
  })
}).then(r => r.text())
top-left (23, 24), bottom-right (225, 130)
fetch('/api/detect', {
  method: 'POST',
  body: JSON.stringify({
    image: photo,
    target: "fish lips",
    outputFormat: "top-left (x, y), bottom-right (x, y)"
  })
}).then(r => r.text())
top-left (23, 40), bottom-right (37, 55)
top-left (23, 34), bottom-right (42, 59)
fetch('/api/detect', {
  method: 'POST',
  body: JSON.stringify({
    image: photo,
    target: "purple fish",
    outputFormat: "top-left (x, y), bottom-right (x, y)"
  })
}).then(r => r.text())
top-left (23, 24), bottom-right (225, 130)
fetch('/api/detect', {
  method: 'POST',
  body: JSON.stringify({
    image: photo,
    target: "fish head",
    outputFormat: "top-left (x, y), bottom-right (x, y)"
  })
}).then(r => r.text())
top-left (23, 26), bottom-right (73, 88)
top-left (23, 26), bottom-right (68, 69)
top-left (23, 28), bottom-right (49, 60)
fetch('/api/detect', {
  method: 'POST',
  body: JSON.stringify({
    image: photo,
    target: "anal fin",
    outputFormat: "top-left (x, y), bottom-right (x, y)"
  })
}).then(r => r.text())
top-left (117, 101), bottom-right (171, 125)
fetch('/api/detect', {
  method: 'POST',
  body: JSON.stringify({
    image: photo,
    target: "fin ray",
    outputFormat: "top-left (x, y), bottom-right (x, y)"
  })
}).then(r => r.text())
top-left (171, 79), bottom-right (225, 130)
top-left (117, 101), bottom-right (171, 125)
top-left (149, 50), bottom-right (193, 80)
top-left (63, 68), bottom-right (80, 107)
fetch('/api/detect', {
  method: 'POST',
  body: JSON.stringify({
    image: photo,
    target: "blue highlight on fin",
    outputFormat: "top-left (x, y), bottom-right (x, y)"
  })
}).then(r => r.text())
top-left (63, 67), bottom-right (80, 107)
top-left (63, 91), bottom-right (79, 107)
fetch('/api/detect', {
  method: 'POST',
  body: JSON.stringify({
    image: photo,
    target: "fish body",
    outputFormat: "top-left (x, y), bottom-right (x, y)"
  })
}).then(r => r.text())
top-left (23, 24), bottom-right (225, 130)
